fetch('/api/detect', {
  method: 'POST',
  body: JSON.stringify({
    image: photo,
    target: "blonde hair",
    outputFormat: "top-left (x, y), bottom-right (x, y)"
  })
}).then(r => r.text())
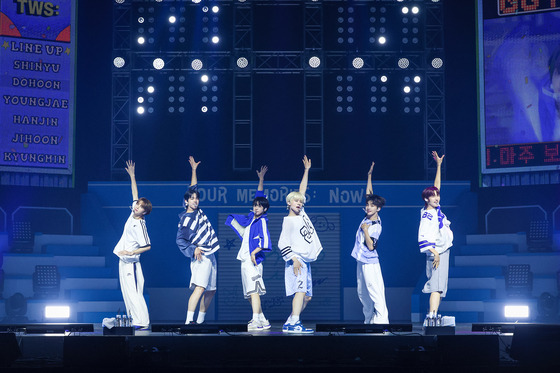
top-left (286, 191), bottom-right (306, 205)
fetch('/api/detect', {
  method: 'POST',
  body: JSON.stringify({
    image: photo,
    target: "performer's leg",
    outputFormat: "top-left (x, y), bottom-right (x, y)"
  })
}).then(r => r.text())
top-left (356, 262), bottom-right (374, 323)
top-left (363, 263), bottom-right (389, 324)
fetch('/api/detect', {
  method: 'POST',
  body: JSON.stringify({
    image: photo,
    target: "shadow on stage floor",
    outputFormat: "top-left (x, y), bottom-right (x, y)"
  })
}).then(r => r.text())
top-left (1, 322), bottom-right (559, 372)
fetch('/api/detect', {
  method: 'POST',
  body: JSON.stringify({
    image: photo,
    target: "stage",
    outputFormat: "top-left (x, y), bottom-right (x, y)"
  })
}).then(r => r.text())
top-left (1, 322), bottom-right (559, 372)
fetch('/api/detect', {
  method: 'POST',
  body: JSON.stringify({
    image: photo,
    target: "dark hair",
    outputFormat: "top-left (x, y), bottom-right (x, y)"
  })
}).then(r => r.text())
top-left (253, 196), bottom-right (270, 211)
top-left (184, 189), bottom-right (200, 202)
top-left (138, 197), bottom-right (152, 215)
top-left (421, 186), bottom-right (440, 206)
top-left (365, 194), bottom-right (386, 208)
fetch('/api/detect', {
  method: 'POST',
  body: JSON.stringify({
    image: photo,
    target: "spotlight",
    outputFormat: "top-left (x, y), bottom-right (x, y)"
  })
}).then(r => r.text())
top-left (191, 59), bottom-right (203, 70)
top-left (201, 75), bottom-right (209, 83)
top-left (137, 107), bottom-right (145, 114)
top-left (169, 16), bottom-right (176, 23)
top-left (412, 6), bottom-right (420, 14)
top-left (115, 0), bottom-right (125, 3)
top-left (147, 86), bottom-right (155, 93)
top-left (201, 106), bottom-right (208, 112)
top-left (237, 57), bottom-right (249, 68)
top-left (137, 97), bottom-right (144, 103)
top-left (212, 6), bottom-right (219, 13)
top-left (211, 36), bottom-right (220, 44)
top-left (352, 57), bottom-right (364, 69)
top-left (432, 58), bottom-right (443, 69)
top-left (137, 36), bottom-right (145, 44)
top-left (403, 86), bottom-right (411, 94)
top-left (402, 7), bottom-right (409, 14)
top-left (308, 56), bottom-right (321, 68)
top-left (202, 6), bottom-right (209, 12)
top-left (380, 75), bottom-right (388, 83)
top-left (505, 305), bottom-right (530, 318)
top-left (414, 75), bottom-right (421, 83)
top-left (138, 17), bottom-right (144, 23)
top-left (378, 36), bottom-right (386, 45)
top-left (153, 58), bottom-right (165, 70)
top-left (45, 305), bottom-right (70, 319)
top-left (192, 0), bottom-right (201, 3)
top-left (113, 57), bottom-right (125, 68)
top-left (398, 58), bottom-right (409, 69)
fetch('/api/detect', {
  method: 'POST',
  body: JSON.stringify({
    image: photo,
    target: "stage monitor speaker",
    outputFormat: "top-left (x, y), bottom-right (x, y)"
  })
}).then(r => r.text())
top-left (437, 335), bottom-right (499, 366)
top-left (510, 324), bottom-right (560, 366)
top-left (0, 333), bottom-right (21, 367)
top-left (63, 336), bottom-right (127, 368)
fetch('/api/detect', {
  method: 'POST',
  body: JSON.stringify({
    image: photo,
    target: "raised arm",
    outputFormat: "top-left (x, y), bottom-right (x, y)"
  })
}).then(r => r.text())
top-left (299, 155), bottom-right (311, 195)
top-left (189, 156), bottom-right (201, 186)
top-left (366, 161), bottom-right (375, 195)
top-left (432, 151), bottom-right (444, 191)
top-left (125, 160), bottom-right (139, 201)
top-left (256, 165), bottom-right (268, 192)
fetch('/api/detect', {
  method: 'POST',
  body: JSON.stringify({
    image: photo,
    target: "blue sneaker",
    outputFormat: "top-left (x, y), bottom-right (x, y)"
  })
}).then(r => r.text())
top-left (284, 321), bottom-right (314, 334)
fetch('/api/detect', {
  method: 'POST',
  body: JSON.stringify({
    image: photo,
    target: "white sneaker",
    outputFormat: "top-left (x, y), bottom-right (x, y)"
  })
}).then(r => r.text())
top-left (248, 319), bottom-right (263, 331)
top-left (259, 318), bottom-right (271, 330)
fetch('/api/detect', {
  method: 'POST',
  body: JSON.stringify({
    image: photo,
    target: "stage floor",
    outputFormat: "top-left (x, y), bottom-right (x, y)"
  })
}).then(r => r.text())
top-left (3, 322), bottom-right (559, 372)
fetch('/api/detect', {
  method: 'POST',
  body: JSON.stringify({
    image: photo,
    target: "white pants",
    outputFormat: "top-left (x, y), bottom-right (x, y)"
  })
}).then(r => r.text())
top-left (356, 262), bottom-right (389, 324)
top-left (119, 260), bottom-right (150, 327)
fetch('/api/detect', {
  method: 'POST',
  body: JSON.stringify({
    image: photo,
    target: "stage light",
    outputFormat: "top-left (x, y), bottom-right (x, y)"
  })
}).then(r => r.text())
top-left (402, 7), bottom-right (409, 14)
top-left (380, 75), bottom-right (388, 83)
top-left (237, 57), bottom-right (248, 68)
top-left (153, 58), bottom-right (164, 70)
top-left (201, 75), bottom-right (209, 83)
top-left (432, 58), bottom-right (443, 69)
top-left (211, 36), bottom-right (220, 44)
top-left (155, 0), bottom-right (162, 2)
top-left (212, 6), bottom-right (219, 13)
top-left (192, 0), bottom-right (201, 3)
top-left (378, 36), bottom-right (386, 44)
top-left (201, 106), bottom-right (208, 113)
top-left (505, 305), bottom-right (529, 318)
top-left (398, 58), bottom-right (409, 69)
top-left (137, 107), bottom-right (145, 114)
top-left (414, 75), bottom-right (421, 83)
top-left (147, 86), bottom-right (155, 93)
top-left (45, 305), bottom-right (70, 319)
top-left (113, 57), bottom-right (125, 68)
top-left (138, 17), bottom-right (144, 23)
top-left (137, 97), bottom-right (144, 103)
top-left (202, 6), bottom-right (209, 12)
top-left (403, 86), bottom-right (411, 94)
top-left (352, 57), bottom-right (364, 69)
top-left (137, 36), bottom-right (145, 44)
top-left (191, 59), bottom-right (203, 70)
top-left (115, 0), bottom-right (125, 3)
top-left (412, 6), bottom-right (420, 14)
top-left (169, 16), bottom-right (176, 23)
top-left (308, 56), bottom-right (321, 68)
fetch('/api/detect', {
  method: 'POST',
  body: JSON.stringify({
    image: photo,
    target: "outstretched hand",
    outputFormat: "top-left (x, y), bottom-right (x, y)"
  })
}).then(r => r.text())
top-left (189, 156), bottom-right (201, 170)
top-left (302, 155), bottom-right (311, 170)
top-left (125, 160), bottom-right (135, 177)
top-left (256, 165), bottom-right (268, 179)
top-left (368, 162), bottom-right (375, 175)
top-left (432, 151), bottom-right (445, 166)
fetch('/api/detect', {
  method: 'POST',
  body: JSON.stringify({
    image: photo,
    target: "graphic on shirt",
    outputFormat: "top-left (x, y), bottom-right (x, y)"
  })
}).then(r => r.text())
top-left (299, 214), bottom-right (315, 243)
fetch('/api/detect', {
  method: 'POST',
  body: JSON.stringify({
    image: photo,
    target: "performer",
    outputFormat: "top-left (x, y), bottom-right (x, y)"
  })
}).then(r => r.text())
top-left (418, 151), bottom-right (453, 322)
top-left (176, 156), bottom-right (220, 324)
top-left (351, 162), bottom-right (389, 324)
top-left (113, 160), bottom-right (152, 329)
top-left (225, 166), bottom-right (272, 331)
top-left (278, 156), bottom-right (323, 334)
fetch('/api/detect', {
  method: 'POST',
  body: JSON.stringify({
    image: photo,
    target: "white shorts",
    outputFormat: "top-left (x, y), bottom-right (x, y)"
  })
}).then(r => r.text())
top-left (285, 258), bottom-right (312, 297)
top-left (240, 260), bottom-right (266, 299)
top-left (190, 253), bottom-right (217, 291)
top-left (422, 249), bottom-right (450, 297)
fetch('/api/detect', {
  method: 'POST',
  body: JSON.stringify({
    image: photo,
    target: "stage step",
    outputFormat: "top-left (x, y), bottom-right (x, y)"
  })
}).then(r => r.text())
top-left (66, 289), bottom-right (124, 301)
top-left (43, 244), bottom-right (101, 256)
top-left (77, 311), bottom-right (124, 323)
top-left (451, 266), bottom-right (503, 277)
top-left (58, 266), bottom-right (114, 278)
top-left (2, 254), bottom-right (106, 275)
top-left (454, 252), bottom-right (560, 274)
top-left (448, 277), bottom-right (496, 289)
top-left (456, 243), bottom-right (516, 256)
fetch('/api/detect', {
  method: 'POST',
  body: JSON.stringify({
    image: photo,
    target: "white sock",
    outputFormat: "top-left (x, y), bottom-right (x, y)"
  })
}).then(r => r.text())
top-left (252, 313), bottom-right (259, 321)
top-left (186, 311), bottom-right (195, 323)
top-left (258, 313), bottom-right (266, 322)
top-left (196, 311), bottom-right (206, 324)
top-left (291, 315), bottom-right (300, 324)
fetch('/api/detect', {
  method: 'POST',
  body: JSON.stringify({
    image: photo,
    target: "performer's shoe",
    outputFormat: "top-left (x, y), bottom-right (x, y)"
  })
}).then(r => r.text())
top-left (259, 319), bottom-right (271, 330)
top-left (134, 325), bottom-right (149, 330)
top-left (185, 321), bottom-right (198, 325)
top-left (282, 323), bottom-right (291, 333)
top-left (247, 319), bottom-right (263, 331)
top-left (284, 321), bottom-right (314, 334)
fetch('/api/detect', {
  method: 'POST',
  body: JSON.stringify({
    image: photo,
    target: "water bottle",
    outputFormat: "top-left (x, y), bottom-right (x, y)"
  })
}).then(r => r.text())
top-left (129, 315), bottom-right (133, 327)
top-left (116, 314), bottom-right (122, 327)
top-left (124, 314), bottom-right (129, 327)
top-left (437, 314), bottom-right (442, 327)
